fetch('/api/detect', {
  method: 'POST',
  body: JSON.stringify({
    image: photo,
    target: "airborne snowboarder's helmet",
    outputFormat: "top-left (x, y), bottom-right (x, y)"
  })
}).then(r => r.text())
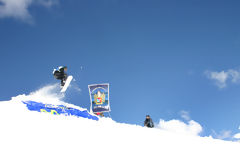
top-left (58, 66), bottom-right (67, 72)
top-left (59, 66), bottom-right (67, 69)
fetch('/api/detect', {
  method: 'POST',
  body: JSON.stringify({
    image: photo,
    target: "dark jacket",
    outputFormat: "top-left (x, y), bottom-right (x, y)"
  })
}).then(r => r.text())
top-left (144, 118), bottom-right (154, 128)
top-left (53, 68), bottom-right (67, 80)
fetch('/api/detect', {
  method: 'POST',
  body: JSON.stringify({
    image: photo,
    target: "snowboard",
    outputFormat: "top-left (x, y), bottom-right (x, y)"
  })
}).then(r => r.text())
top-left (60, 75), bottom-right (73, 93)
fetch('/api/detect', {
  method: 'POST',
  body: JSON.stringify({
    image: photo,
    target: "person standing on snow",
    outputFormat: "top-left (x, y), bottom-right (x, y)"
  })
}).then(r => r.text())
top-left (53, 66), bottom-right (68, 87)
top-left (144, 115), bottom-right (154, 128)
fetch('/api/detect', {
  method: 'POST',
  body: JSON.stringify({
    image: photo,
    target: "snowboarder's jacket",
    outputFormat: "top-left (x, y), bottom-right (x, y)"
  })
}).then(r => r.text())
top-left (144, 116), bottom-right (154, 128)
top-left (53, 67), bottom-right (67, 80)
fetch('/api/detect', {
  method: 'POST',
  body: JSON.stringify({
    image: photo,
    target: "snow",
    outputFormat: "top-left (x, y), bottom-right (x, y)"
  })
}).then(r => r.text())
top-left (0, 84), bottom-right (240, 160)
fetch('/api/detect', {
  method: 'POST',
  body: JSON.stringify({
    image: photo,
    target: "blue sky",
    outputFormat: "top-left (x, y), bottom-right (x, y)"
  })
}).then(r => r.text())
top-left (1, 0), bottom-right (240, 140)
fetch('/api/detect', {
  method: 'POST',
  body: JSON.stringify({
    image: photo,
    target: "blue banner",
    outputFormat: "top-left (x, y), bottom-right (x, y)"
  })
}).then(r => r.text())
top-left (23, 101), bottom-right (99, 121)
top-left (88, 83), bottom-right (110, 113)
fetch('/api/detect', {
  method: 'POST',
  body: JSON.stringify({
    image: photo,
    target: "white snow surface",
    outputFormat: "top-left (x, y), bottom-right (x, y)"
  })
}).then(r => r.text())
top-left (0, 84), bottom-right (240, 160)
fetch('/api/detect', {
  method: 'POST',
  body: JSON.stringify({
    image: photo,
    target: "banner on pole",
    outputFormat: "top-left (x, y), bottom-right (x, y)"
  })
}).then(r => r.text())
top-left (88, 83), bottom-right (110, 113)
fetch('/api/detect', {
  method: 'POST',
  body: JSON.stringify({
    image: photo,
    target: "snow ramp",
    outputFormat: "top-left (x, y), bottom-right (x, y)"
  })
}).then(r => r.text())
top-left (0, 84), bottom-right (240, 160)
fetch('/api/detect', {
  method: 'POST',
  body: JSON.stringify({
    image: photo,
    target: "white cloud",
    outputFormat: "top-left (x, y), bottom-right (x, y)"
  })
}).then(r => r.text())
top-left (0, 0), bottom-right (32, 21)
top-left (205, 69), bottom-right (240, 89)
top-left (228, 69), bottom-right (240, 83)
top-left (234, 133), bottom-right (240, 139)
top-left (156, 111), bottom-right (202, 136)
top-left (205, 70), bottom-right (228, 88)
top-left (36, 0), bottom-right (58, 8)
top-left (212, 126), bottom-right (240, 141)
top-left (0, 0), bottom-right (58, 22)
top-left (180, 110), bottom-right (191, 121)
top-left (233, 126), bottom-right (240, 140)
top-left (212, 130), bottom-right (232, 140)
top-left (156, 119), bottom-right (202, 136)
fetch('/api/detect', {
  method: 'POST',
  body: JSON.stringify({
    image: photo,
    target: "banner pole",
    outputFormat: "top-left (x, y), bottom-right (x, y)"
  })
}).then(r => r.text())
top-left (88, 85), bottom-right (92, 113)
top-left (108, 112), bottom-right (112, 119)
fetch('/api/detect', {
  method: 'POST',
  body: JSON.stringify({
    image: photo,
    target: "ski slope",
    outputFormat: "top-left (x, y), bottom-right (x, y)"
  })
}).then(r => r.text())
top-left (0, 84), bottom-right (240, 160)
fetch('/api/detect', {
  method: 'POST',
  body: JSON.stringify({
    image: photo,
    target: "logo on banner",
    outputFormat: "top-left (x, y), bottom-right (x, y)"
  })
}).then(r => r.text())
top-left (94, 91), bottom-right (105, 105)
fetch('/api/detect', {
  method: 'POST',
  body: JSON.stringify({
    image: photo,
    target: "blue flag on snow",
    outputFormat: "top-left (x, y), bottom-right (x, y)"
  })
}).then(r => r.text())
top-left (22, 101), bottom-right (99, 121)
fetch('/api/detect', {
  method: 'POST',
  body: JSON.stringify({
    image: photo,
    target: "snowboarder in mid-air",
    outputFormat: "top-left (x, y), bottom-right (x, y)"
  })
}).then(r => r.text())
top-left (144, 115), bottom-right (154, 128)
top-left (53, 66), bottom-right (68, 87)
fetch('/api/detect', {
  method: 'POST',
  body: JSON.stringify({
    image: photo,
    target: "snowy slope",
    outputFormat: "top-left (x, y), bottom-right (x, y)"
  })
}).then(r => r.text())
top-left (0, 84), bottom-right (240, 160)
